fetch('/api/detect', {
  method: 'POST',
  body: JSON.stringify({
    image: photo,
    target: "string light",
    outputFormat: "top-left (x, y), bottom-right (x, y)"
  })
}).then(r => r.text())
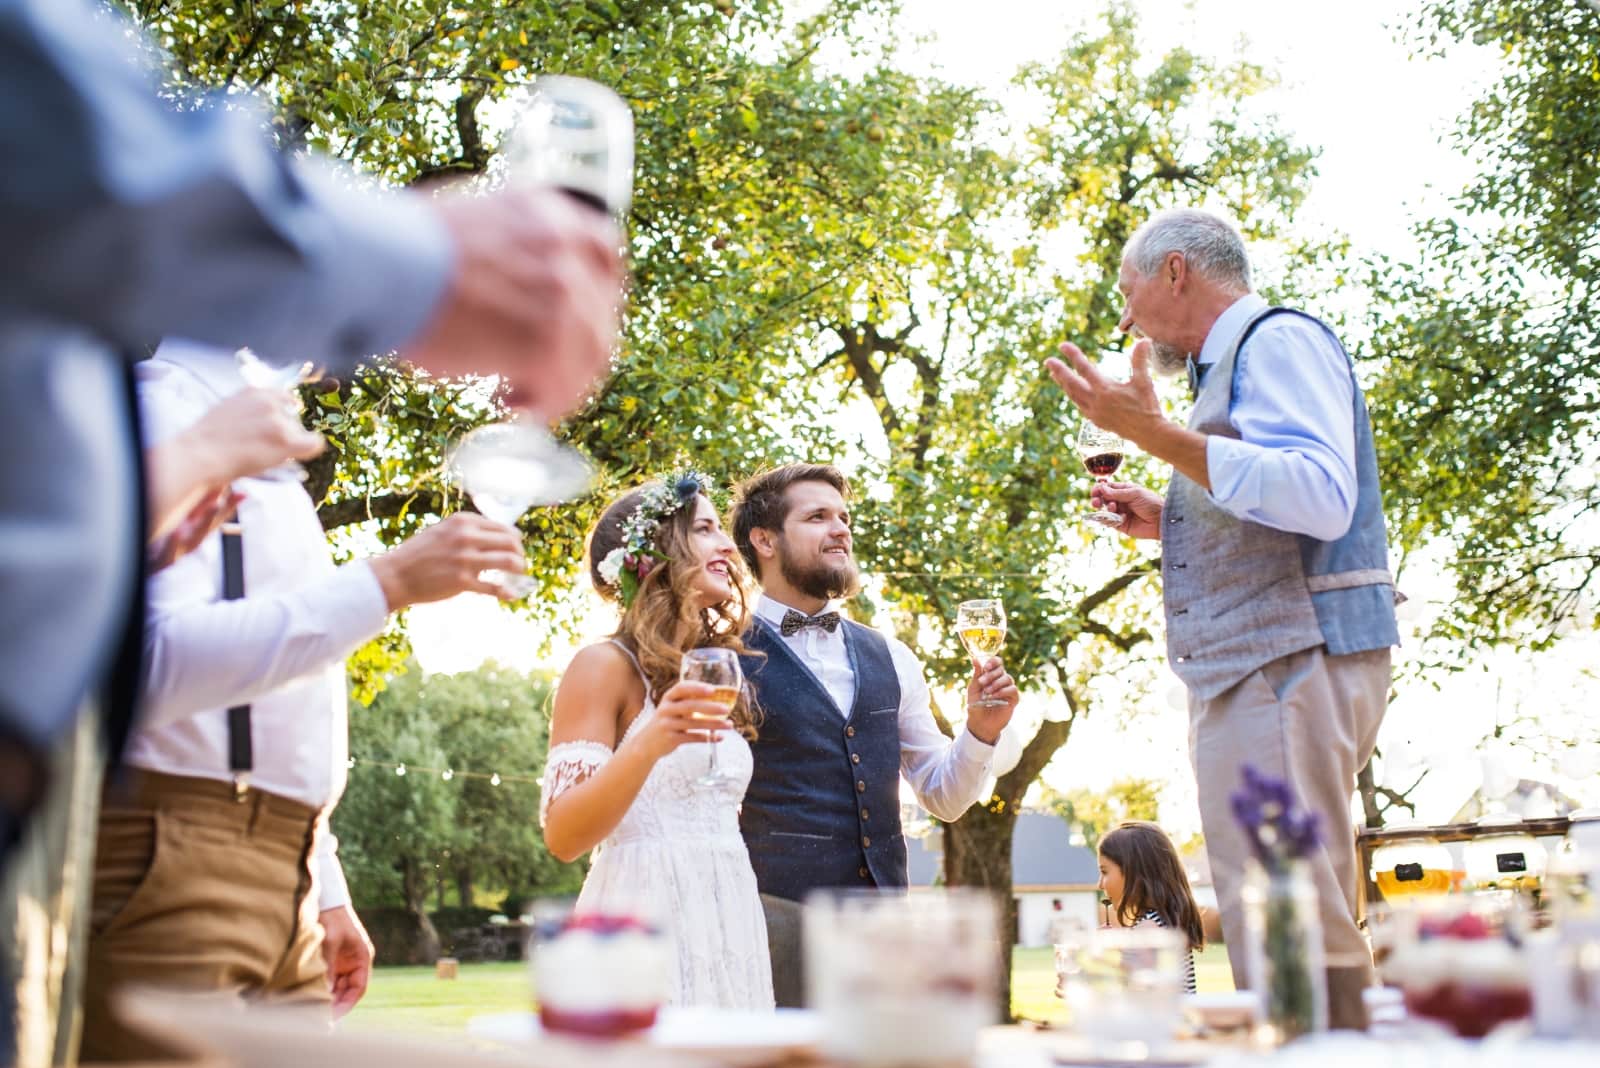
top-left (345, 756), bottom-right (543, 788)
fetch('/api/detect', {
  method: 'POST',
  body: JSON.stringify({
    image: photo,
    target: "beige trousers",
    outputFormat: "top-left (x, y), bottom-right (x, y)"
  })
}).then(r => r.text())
top-left (81, 770), bottom-right (330, 1062)
top-left (1190, 646), bottom-right (1390, 1022)
top-left (1, 707), bottom-right (104, 1068)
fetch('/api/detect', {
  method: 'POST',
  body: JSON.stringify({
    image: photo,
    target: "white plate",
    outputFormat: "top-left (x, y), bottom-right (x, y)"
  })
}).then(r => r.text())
top-left (469, 1006), bottom-right (822, 1067)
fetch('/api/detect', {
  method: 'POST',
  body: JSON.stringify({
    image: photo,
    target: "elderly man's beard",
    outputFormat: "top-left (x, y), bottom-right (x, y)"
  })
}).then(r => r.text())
top-left (1149, 340), bottom-right (1191, 377)
top-left (777, 539), bottom-right (862, 602)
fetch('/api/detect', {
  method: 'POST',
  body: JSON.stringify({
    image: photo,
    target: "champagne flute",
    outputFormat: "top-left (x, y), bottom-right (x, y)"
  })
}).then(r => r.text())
top-left (235, 347), bottom-right (318, 483)
top-left (446, 419), bottom-right (595, 598)
top-left (680, 647), bottom-right (741, 789)
top-left (1077, 421), bottom-right (1127, 531)
top-left (955, 599), bottom-right (1007, 710)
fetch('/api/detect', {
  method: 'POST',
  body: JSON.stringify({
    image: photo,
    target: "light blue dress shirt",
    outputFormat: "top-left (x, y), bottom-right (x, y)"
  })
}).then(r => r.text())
top-left (1200, 294), bottom-right (1359, 542)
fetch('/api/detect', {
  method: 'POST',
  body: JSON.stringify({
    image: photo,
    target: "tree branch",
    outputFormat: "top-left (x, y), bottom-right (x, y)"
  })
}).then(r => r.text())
top-left (318, 489), bottom-right (449, 532)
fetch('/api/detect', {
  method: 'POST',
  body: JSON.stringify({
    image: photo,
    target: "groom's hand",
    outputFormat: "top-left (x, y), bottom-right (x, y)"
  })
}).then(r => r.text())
top-left (964, 659), bottom-right (1019, 745)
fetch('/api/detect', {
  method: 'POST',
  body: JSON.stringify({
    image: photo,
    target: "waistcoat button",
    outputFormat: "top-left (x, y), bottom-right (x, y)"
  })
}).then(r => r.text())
top-left (856, 780), bottom-right (866, 793)
top-left (845, 726), bottom-right (855, 738)
top-left (862, 836), bottom-right (871, 848)
top-left (851, 753), bottom-right (861, 764)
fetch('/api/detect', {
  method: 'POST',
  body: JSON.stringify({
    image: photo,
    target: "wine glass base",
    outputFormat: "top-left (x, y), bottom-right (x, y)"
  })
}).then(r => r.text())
top-left (480, 569), bottom-right (539, 599)
top-left (970, 698), bottom-right (1008, 710)
top-left (1081, 510), bottom-right (1124, 532)
top-left (696, 772), bottom-right (734, 788)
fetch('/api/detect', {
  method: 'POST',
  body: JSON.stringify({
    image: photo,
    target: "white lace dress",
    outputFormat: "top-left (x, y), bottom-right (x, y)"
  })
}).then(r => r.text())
top-left (539, 642), bottom-right (774, 1011)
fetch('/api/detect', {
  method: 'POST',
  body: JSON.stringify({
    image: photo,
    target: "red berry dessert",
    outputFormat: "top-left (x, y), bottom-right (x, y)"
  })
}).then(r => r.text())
top-left (534, 914), bottom-right (670, 1038)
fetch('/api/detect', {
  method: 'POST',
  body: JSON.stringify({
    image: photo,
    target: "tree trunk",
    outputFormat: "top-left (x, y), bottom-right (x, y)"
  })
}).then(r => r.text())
top-left (456, 865), bottom-right (474, 909)
top-left (402, 858), bottom-right (442, 963)
top-left (1357, 758), bottom-right (1384, 830)
top-left (943, 803), bottom-right (1019, 1022)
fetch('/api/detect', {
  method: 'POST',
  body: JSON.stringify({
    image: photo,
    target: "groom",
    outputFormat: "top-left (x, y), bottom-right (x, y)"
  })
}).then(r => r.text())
top-left (728, 463), bottom-right (1019, 1007)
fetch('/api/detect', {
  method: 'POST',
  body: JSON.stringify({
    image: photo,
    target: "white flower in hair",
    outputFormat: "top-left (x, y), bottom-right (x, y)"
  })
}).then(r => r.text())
top-left (597, 547), bottom-right (628, 588)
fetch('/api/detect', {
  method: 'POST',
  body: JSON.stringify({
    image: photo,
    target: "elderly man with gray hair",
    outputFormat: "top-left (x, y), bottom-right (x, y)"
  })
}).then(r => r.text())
top-left (1045, 208), bottom-right (1398, 1030)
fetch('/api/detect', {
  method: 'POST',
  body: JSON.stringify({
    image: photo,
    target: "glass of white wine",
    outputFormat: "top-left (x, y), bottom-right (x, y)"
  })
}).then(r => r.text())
top-left (955, 599), bottom-right (1006, 709)
top-left (680, 647), bottom-right (741, 789)
top-left (445, 419), bottom-right (595, 598)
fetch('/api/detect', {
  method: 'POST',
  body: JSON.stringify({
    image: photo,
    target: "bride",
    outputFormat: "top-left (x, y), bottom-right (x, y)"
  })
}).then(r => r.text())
top-left (539, 472), bottom-right (774, 1010)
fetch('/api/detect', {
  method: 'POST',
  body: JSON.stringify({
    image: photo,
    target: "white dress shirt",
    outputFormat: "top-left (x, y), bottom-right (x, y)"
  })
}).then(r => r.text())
top-left (130, 340), bottom-right (392, 911)
top-left (1199, 293), bottom-right (1360, 542)
top-left (753, 595), bottom-right (995, 822)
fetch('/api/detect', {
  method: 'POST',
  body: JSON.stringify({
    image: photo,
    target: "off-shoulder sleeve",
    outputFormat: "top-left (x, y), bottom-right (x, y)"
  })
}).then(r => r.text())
top-left (539, 740), bottom-right (614, 829)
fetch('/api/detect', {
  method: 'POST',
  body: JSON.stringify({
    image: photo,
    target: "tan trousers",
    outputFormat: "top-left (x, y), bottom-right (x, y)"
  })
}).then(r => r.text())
top-left (81, 770), bottom-right (330, 1062)
top-left (1190, 646), bottom-right (1390, 1027)
top-left (1, 707), bottom-right (104, 1068)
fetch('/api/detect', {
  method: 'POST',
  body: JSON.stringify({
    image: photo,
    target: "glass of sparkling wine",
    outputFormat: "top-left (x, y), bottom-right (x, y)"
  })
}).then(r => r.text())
top-left (446, 419), bottom-right (595, 599)
top-left (955, 599), bottom-right (1007, 709)
top-left (680, 647), bottom-right (741, 789)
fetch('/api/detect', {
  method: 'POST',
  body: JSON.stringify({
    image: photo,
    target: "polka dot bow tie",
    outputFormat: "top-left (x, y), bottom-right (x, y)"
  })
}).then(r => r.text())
top-left (779, 610), bottom-right (842, 637)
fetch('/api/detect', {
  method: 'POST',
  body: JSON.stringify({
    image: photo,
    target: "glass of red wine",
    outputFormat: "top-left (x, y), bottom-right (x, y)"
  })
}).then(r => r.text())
top-left (1077, 421), bottom-right (1127, 531)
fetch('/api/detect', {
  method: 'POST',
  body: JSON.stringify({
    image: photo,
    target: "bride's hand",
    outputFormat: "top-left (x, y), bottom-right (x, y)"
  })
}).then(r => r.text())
top-left (630, 681), bottom-right (735, 762)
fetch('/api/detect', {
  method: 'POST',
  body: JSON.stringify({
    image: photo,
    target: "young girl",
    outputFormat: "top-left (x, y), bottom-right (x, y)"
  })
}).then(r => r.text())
top-left (539, 473), bottom-right (773, 1010)
top-left (1097, 821), bottom-right (1204, 993)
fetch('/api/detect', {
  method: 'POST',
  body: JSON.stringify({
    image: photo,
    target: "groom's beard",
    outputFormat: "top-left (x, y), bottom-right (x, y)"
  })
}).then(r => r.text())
top-left (777, 542), bottom-right (861, 602)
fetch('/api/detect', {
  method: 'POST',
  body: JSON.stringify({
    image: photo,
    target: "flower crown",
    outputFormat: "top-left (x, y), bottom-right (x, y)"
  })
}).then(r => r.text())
top-left (595, 471), bottom-right (712, 608)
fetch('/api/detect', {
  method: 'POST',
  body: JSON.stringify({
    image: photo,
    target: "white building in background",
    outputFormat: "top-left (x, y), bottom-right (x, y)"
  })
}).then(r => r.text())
top-left (907, 810), bottom-right (1099, 946)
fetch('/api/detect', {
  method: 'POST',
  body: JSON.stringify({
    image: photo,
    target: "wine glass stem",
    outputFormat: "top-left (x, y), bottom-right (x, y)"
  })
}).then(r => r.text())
top-left (706, 734), bottom-right (721, 780)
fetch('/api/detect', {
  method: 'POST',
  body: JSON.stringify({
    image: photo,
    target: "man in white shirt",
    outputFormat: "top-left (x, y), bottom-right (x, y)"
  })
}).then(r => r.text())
top-left (81, 340), bottom-right (531, 1060)
top-left (727, 463), bottom-right (1019, 1006)
top-left (1044, 208), bottom-right (1398, 1028)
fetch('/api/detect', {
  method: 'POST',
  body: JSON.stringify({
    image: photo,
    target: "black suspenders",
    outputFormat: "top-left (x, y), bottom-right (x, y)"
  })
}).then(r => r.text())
top-left (220, 525), bottom-right (252, 795)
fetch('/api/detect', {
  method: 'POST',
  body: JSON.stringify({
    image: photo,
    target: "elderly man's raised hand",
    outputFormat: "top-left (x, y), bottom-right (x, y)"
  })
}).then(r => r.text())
top-left (404, 188), bottom-right (624, 422)
top-left (1043, 339), bottom-right (1164, 443)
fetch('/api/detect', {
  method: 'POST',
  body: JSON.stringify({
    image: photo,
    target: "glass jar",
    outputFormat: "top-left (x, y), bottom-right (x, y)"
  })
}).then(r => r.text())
top-left (1462, 815), bottom-right (1547, 894)
top-left (1243, 862), bottom-right (1327, 1043)
top-left (1371, 830), bottom-right (1459, 901)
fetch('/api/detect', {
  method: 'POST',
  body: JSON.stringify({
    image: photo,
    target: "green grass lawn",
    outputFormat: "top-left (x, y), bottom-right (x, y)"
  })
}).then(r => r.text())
top-left (345, 947), bottom-right (1234, 1037)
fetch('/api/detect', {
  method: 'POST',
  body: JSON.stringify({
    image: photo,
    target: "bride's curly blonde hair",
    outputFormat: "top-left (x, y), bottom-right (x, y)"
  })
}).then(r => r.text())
top-left (586, 482), bottom-right (760, 737)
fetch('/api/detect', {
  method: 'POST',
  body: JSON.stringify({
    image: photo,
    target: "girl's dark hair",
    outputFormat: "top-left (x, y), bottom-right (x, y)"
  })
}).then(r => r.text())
top-left (1099, 821), bottom-right (1204, 951)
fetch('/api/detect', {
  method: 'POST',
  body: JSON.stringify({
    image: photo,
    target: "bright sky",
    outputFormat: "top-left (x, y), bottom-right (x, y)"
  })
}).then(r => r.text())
top-left (407, 2), bottom-right (1600, 836)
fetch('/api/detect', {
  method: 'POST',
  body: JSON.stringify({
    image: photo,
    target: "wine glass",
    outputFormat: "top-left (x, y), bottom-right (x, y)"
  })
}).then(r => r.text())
top-left (503, 75), bottom-right (634, 219)
top-left (235, 347), bottom-right (318, 482)
top-left (1077, 421), bottom-right (1127, 531)
top-left (680, 647), bottom-right (741, 789)
top-left (446, 419), bottom-right (595, 598)
top-left (955, 599), bottom-right (1006, 709)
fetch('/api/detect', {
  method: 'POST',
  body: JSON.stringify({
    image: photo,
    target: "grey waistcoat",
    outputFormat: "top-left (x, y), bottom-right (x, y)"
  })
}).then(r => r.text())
top-left (1162, 306), bottom-right (1400, 700)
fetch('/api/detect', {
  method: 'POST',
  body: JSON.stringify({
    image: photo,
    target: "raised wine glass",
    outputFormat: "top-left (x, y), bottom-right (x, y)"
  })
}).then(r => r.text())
top-left (1077, 421), bottom-right (1127, 531)
top-left (680, 647), bottom-right (742, 789)
top-left (955, 599), bottom-right (1007, 710)
top-left (446, 420), bottom-right (595, 599)
top-left (235, 347), bottom-right (318, 482)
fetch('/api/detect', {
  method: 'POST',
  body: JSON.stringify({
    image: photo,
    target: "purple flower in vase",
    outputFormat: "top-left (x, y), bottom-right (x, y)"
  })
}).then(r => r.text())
top-left (1231, 763), bottom-right (1321, 874)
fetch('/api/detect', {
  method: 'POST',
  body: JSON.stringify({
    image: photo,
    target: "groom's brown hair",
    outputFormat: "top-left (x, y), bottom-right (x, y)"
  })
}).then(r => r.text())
top-left (729, 463), bottom-right (849, 578)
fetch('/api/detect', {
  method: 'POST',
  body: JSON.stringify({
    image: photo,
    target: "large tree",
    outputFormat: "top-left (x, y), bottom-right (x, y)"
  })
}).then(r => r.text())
top-left (1364, 0), bottom-right (1600, 654)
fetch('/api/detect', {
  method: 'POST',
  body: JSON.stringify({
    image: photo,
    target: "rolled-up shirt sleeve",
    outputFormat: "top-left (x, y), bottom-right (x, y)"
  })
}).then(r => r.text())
top-left (1204, 317), bottom-right (1359, 542)
top-left (316, 830), bottom-right (353, 912)
top-left (140, 559), bottom-right (390, 730)
top-left (890, 639), bottom-right (995, 822)
top-left (0, 0), bottom-right (452, 372)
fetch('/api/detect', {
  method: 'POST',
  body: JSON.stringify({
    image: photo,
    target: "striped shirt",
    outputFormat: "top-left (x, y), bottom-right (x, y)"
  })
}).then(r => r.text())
top-left (1135, 910), bottom-right (1198, 994)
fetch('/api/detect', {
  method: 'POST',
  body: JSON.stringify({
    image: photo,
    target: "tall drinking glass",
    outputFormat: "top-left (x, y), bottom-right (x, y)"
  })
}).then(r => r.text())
top-left (679, 647), bottom-right (741, 789)
top-left (503, 75), bottom-right (634, 219)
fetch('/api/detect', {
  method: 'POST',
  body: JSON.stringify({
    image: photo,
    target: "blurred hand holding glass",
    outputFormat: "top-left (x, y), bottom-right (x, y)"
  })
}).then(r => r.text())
top-left (234, 346), bottom-right (317, 483)
top-left (805, 889), bottom-right (998, 1067)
